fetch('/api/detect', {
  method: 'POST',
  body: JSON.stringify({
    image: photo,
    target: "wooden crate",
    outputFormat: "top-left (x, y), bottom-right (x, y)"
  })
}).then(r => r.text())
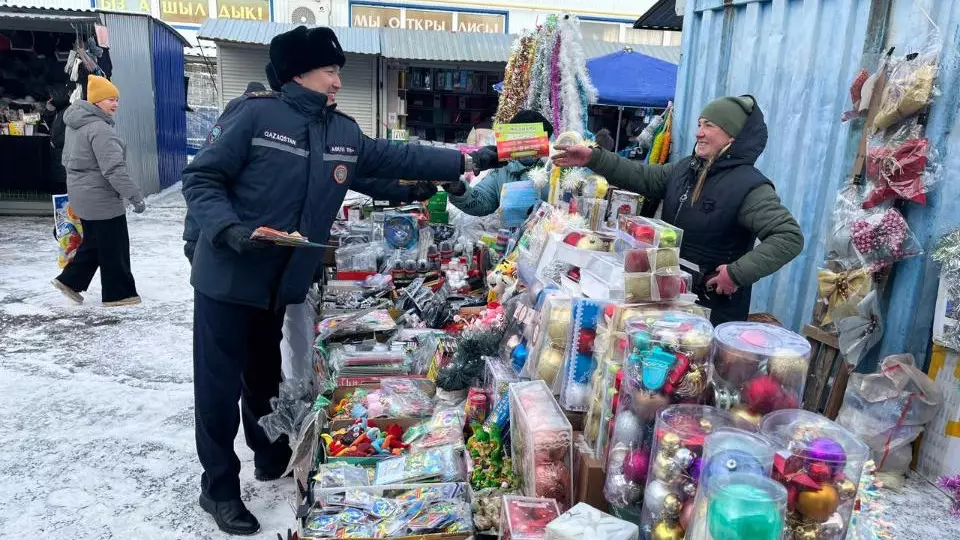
top-left (801, 325), bottom-right (852, 419)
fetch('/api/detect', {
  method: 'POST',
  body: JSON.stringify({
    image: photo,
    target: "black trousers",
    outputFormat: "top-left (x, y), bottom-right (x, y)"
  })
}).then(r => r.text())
top-left (193, 291), bottom-right (290, 501)
top-left (56, 214), bottom-right (138, 302)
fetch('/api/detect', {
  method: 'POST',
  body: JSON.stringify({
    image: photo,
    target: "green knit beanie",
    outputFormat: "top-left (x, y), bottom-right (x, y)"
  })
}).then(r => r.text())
top-left (699, 96), bottom-right (755, 137)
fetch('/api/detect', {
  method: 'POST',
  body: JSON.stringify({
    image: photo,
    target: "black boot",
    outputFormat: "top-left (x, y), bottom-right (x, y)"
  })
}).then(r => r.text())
top-left (199, 494), bottom-right (261, 536)
top-left (253, 461), bottom-right (292, 481)
top-left (254, 445), bottom-right (293, 481)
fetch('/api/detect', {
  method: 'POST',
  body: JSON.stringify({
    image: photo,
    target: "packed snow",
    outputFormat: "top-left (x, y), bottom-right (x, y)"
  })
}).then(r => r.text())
top-left (0, 185), bottom-right (296, 539)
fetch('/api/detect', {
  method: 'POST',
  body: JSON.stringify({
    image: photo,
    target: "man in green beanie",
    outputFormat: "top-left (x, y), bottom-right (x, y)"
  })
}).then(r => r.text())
top-left (553, 95), bottom-right (803, 325)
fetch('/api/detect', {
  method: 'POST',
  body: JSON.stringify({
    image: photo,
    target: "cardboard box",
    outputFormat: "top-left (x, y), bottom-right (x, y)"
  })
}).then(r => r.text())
top-left (916, 345), bottom-right (960, 481)
top-left (574, 434), bottom-right (608, 513)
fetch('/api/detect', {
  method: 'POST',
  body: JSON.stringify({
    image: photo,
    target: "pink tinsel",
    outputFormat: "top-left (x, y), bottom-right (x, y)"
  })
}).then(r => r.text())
top-left (549, 34), bottom-right (562, 133)
top-left (938, 473), bottom-right (960, 517)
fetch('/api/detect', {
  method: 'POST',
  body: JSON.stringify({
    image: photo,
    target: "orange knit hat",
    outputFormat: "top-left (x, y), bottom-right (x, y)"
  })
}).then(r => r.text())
top-left (86, 75), bottom-right (119, 104)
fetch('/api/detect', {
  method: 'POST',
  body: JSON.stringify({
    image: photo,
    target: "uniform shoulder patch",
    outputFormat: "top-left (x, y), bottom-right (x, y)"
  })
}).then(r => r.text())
top-left (207, 124), bottom-right (223, 144)
top-left (245, 90), bottom-right (277, 99)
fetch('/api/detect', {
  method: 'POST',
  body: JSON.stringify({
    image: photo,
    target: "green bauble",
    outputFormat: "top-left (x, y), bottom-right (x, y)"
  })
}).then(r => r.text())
top-left (707, 484), bottom-right (782, 540)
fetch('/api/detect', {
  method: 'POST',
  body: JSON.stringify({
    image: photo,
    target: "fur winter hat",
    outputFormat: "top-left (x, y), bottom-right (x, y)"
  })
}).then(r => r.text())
top-left (265, 63), bottom-right (281, 91)
top-left (510, 109), bottom-right (554, 137)
top-left (269, 26), bottom-right (345, 86)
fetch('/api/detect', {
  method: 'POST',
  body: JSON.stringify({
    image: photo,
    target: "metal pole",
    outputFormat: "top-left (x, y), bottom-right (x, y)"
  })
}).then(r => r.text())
top-left (615, 106), bottom-right (623, 150)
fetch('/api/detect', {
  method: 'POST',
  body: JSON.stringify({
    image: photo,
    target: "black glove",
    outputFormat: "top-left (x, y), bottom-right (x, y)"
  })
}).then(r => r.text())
top-left (443, 179), bottom-right (468, 196)
top-left (217, 225), bottom-right (268, 256)
top-left (410, 182), bottom-right (438, 201)
top-left (184, 241), bottom-right (196, 265)
top-left (469, 145), bottom-right (499, 173)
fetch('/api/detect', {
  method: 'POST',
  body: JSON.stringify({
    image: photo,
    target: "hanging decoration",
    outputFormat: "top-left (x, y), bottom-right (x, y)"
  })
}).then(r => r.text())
top-left (816, 268), bottom-right (873, 326)
top-left (836, 291), bottom-right (884, 367)
top-left (495, 31), bottom-right (537, 125)
top-left (495, 14), bottom-right (597, 136)
top-left (932, 229), bottom-right (960, 351)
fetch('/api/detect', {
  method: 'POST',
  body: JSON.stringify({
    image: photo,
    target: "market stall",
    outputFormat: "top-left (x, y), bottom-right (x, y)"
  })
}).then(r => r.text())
top-left (239, 13), bottom-right (958, 540)
top-left (0, 6), bottom-right (187, 215)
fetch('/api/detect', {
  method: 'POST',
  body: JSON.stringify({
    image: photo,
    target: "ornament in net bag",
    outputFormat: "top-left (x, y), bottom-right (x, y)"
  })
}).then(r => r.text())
top-left (864, 135), bottom-right (930, 208)
top-left (850, 208), bottom-right (922, 272)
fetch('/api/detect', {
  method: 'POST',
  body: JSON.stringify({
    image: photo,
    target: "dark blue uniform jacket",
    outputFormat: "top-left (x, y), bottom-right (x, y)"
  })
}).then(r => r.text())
top-left (182, 83), bottom-right (462, 309)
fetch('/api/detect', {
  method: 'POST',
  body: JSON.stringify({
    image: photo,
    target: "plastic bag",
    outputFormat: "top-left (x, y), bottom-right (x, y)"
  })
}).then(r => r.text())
top-left (257, 378), bottom-right (315, 444)
top-left (874, 49), bottom-right (939, 131)
top-left (850, 207), bottom-right (923, 271)
top-left (378, 378), bottom-right (436, 418)
top-left (816, 267), bottom-right (874, 327)
top-left (313, 462), bottom-right (370, 488)
top-left (836, 290), bottom-right (884, 367)
top-left (825, 185), bottom-right (869, 266)
top-left (835, 354), bottom-right (942, 473)
top-left (864, 120), bottom-right (938, 208)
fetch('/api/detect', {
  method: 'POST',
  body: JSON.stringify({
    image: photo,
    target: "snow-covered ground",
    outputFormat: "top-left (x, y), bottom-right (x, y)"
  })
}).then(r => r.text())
top-left (0, 185), bottom-right (295, 539)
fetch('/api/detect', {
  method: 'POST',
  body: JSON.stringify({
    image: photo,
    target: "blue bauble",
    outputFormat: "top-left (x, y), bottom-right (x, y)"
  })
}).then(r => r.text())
top-left (511, 343), bottom-right (529, 372)
top-left (572, 353), bottom-right (596, 383)
top-left (701, 450), bottom-right (765, 484)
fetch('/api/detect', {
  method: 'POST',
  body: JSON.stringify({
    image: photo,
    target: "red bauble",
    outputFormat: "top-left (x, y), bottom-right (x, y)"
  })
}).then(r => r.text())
top-left (808, 461), bottom-right (832, 483)
top-left (742, 375), bottom-right (786, 415)
top-left (632, 225), bottom-right (656, 244)
top-left (564, 231), bottom-right (586, 245)
top-left (656, 274), bottom-right (688, 299)
top-left (577, 329), bottom-right (597, 354)
top-left (604, 304), bottom-right (617, 319)
top-left (625, 249), bottom-right (652, 272)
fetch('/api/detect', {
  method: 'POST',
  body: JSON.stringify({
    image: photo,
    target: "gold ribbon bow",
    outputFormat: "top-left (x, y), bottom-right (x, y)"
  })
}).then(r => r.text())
top-left (817, 268), bottom-right (872, 325)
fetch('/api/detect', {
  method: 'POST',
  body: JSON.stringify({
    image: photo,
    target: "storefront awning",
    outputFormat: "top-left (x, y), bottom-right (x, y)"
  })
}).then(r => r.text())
top-left (0, 7), bottom-right (99, 32)
top-left (197, 19), bottom-right (381, 55)
top-left (634, 0), bottom-right (683, 31)
top-left (380, 28), bottom-right (513, 63)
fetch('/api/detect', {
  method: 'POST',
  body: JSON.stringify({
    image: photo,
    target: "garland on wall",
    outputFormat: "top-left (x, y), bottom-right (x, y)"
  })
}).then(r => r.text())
top-left (495, 14), bottom-right (597, 135)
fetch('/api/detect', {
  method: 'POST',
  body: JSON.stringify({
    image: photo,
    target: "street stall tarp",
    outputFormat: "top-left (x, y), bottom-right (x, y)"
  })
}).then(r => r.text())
top-left (586, 50), bottom-right (677, 107)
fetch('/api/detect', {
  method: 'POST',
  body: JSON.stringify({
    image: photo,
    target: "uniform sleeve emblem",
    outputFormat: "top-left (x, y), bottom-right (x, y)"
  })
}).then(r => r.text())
top-left (333, 164), bottom-right (349, 184)
top-left (207, 125), bottom-right (222, 144)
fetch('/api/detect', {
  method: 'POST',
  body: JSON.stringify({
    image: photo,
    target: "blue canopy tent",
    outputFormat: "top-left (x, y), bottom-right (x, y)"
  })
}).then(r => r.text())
top-left (587, 49), bottom-right (677, 107)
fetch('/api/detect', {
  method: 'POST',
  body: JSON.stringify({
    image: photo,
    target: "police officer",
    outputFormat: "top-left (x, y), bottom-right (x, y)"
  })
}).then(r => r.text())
top-left (182, 25), bottom-right (497, 535)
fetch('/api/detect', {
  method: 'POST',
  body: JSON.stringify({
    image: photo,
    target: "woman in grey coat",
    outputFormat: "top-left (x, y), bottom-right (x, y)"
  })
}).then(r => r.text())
top-left (52, 75), bottom-right (144, 307)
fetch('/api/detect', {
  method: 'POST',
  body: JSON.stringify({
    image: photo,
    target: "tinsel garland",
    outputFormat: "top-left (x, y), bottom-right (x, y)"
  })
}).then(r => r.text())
top-left (933, 228), bottom-right (960, 350)
top-left (525, 20), bottom-right (555, 114)
top-left (557, 15), bottom-right (597, 134)
top-left (658, 108), bottom-right (673, 164)
top-left (549, 32), bottom-right (563, 132)
top-left (538, 28), bottom-right (559, 119)
top-left (496, 32), bottom-right (537, 125)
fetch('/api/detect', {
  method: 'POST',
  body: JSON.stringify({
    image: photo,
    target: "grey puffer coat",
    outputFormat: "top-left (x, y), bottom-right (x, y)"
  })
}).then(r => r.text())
top-left (62, 101), bottom-right (143, 220)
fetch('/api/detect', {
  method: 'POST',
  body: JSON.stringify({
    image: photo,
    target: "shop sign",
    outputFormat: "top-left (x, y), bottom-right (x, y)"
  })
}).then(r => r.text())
top-left (457, 13), bottom-right (503, 33)
top-left (217, 0), bottom-right (270, 21)
top-left (96, 0), bottom-right (151, 13)
top-left (351, 4), bottom-right (504, 33)
top-left (159, 0), bottom-right (209, 24)
top-left (352, 5), bottom-right (402, 29)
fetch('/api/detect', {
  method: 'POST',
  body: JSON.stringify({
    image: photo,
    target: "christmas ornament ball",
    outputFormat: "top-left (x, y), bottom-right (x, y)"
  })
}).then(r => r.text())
top-left (623, 448), bottom-right (651, 484)
top-left (707, 484), bottom-right (784, 540)
top-left (547, 307), bottom-right (572, 341)
top-left (679, 500), bottom-right (696, 529)
top-left (768, 350), bottom-right (808, 388)
top-left (804, 437), bottom-right (847, 473)
top-left (796, 484), bottom-right (840, 521)
top-left (631, 389), bottom-right (671, 421)
top-left (651, 520), bottom-right (685, 540)
top-left (644, 479), bottom-right (672, 515)
top-left (701, 450), bottom-right (766, 484)
top-left (730, 405), bottom-right (764, 425)
top-left (537, 347), bottom-right (564, 386)
top-left (837, 478), bottom-right (857, 500)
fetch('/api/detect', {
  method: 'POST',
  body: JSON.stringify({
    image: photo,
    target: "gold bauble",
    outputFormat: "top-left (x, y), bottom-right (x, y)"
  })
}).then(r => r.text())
top-left (537, 347), bottom-right (564, 386)
top-left (837, 478), bottom-right (857, 500)
top-left (662, 493), bottom-right (682, 516)
top-left (730, 404), bottom-right (763, 425)
top-left (768, 350), bottom-right (809, 388)
top-left (661, 432), bottom-right (681, 455)
top-left (796, 484), bottom-right (840, 522)
top-left (546, 307), bottom-right (572, 341)
top-left (699, 418), bottom-right (714, 433)
top-left (653, 453), bottom-right (680, 484)
top-left (651, 520), bottom-right (685, 540)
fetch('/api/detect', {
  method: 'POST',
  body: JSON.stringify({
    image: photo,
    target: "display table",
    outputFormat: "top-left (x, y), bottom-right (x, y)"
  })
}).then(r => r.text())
top-left (0, 134), bottom-right (58, 193)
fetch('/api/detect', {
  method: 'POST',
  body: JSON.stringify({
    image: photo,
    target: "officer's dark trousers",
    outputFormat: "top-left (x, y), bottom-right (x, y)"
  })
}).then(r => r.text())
top-left (193, 291), bottom-right (290, 501)
top-left (56, 215), bottom-right (138, 302)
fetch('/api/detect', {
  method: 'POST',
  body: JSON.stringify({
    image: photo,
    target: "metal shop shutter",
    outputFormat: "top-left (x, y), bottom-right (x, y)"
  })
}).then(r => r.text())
top-left (218, 47), bottom-right (375, 136)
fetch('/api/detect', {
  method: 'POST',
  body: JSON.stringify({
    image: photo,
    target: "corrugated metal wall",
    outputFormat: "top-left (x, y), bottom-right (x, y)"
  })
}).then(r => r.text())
top-left (103, 12), bottom-right (160, 195)
top-left (217, 44), bottom-right (377, 135)
top-left (151, 20), bottom-right (187, 189)
top-left (673, 0), bottom-right (877, 332)
top-left (875, 0), bottom-right (960, 364)
top-left (675, 0), bottom-right (960, 368)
